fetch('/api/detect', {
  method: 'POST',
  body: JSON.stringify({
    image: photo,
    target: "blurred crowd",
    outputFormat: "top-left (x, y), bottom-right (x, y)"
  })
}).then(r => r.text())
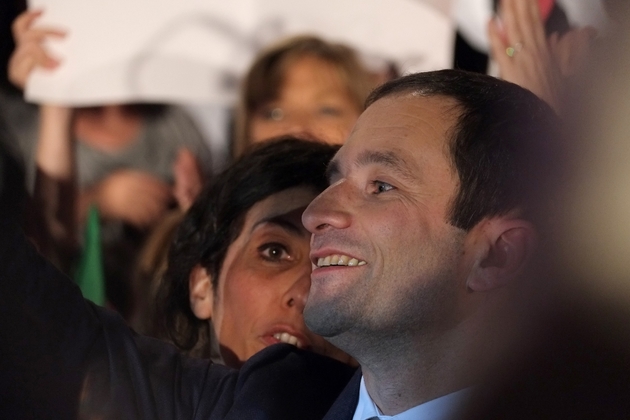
top-left (2, 0), bottom-right (630, 418)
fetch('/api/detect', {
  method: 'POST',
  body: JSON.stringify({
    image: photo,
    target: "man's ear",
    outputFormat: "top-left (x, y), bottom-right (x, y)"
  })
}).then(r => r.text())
top-left (466, 218), bottom-right (538, 292)
top-left (189, 264), bottom-right (214, 320)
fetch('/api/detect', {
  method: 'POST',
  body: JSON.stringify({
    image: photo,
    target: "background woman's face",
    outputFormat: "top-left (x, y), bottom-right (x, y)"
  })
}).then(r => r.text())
top-left (209, 187), bottom-right (352, 367)
top-left (249, 55), bottom-right (361, 145)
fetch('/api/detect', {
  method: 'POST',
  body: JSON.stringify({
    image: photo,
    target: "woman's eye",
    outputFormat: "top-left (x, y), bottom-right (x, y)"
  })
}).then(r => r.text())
top-left (371, 180), bottom-right (395, 194)
top-left (259, 107), bottom-right (284, 121)
top-left (259, 243), bottom-right (291, 261)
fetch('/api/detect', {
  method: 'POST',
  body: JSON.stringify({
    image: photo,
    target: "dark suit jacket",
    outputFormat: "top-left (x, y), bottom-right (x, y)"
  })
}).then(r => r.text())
top-left (0, 220), bottom-right (356, 419)
top-left (322, 369), bottom-right (362, 420)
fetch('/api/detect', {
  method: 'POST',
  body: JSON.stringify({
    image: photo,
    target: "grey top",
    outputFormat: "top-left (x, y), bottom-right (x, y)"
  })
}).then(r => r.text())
top-left (75, 106), bottom-right (212, 189)
top-left (0, 90), bottom-right (213, 192)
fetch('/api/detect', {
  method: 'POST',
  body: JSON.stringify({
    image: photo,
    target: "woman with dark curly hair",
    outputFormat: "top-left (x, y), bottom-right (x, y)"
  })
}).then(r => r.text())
top-left (0, 136), bottom-right (356, 418)
top-left (159, 137), bottom-right (353, 368)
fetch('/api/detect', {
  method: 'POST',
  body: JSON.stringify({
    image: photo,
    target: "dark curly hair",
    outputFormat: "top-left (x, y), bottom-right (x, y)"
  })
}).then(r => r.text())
top-left (160, 137), bottom-right (338, 351)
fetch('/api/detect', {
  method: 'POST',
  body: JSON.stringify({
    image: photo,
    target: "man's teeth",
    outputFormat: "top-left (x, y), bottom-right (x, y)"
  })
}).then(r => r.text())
top-left (317, 255), bottom-right (367, 267)
top-left (274, 332), bottom-right (302, 348)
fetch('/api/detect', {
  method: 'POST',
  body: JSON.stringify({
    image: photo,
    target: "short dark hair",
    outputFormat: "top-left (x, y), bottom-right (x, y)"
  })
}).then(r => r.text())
top-left (161, 137), bottom-right (338, 350)
top-left (366, 69), bottom-right (562, 230)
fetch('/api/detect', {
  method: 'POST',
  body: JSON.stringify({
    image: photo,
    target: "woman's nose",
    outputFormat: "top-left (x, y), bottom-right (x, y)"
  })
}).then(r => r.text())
top-left (282, 266), bottom-right (310, 312)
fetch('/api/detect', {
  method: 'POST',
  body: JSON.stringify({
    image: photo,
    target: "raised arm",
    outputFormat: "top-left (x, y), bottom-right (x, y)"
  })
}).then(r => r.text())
top-left (0, 218), bottom-right (104, 417)
top-left (9, 10), bottom-right (76, 269)
top-left (0, 215), bottom-right (226, 418)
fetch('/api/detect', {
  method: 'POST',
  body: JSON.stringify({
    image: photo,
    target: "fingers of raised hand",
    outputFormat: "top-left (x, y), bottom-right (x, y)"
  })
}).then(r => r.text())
top-left (488, 18), bottom-right (512, 68)
top-left (18, 27), bottom-right (66, 47)
top-left (12, 28), bottom-right (65, 71)
top-left (9, 10), bottom-right (66, 89)
top-left (499, 0), bottom-right (547, 56)
top-left (551, 28), bottom-right (597, 76)
top-left (514, 0), bottom-right (546, 50)
top-left (8, 42), bottom-right (59, 88)
top-left (499, 0), bottom-right (522, 49)
top-left (12, 10), bottom-right (66, 43)
top-left (11, 10), bottom-right (43, 40)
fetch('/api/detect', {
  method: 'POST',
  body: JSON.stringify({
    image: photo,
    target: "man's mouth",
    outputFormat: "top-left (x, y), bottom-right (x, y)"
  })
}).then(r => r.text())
top-left (316, 254), bottom-right (367, 268)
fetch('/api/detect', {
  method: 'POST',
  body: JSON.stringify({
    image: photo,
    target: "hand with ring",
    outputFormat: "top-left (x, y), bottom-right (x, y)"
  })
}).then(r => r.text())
top-left (488, 0), bottom-right (596, 114)
top-left (505, 42), bottom-right (523, 57)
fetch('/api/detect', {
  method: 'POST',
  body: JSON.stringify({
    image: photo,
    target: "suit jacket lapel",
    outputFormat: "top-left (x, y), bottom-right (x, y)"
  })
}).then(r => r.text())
top-left (321, 368), bottom-right (362, 420)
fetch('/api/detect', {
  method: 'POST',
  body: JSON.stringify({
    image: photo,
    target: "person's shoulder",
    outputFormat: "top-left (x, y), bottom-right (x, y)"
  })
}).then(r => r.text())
top-left (230, 344), bottom-right (357, 420)
top-left (130, 333), bottom-right (238, 415)
top-left (242, 342), bottom-right (356, 377)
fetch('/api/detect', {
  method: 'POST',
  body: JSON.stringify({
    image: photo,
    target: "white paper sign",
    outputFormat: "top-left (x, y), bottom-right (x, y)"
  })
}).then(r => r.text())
top-left (26, 0), bottom-right (453, 106)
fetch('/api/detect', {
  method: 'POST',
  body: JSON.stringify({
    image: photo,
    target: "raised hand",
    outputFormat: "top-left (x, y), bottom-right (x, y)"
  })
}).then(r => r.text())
top-left (8, 10), bottom-right (66, 90)
top-left (87, 170), bottom-right (173, 228)
top-left (488, 0), bottom-right (595, 113)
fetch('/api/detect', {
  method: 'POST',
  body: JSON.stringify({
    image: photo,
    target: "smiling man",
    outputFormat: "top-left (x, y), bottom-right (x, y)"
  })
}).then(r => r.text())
top-left (0, 70), bottom-right (560, 420)
top-left (302, 70), bottom-right (560, 419)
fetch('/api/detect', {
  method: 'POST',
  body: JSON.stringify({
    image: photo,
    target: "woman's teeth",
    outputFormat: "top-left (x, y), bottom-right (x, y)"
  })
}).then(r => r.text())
top-left (274, 332), bottom-right (303, 348)
top-left (316, 255), bottom-right (367, 267)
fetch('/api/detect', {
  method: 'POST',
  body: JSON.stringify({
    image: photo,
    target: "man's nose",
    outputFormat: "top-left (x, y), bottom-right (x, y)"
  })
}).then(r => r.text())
top-left (302, 181), bottom-right (351, 234)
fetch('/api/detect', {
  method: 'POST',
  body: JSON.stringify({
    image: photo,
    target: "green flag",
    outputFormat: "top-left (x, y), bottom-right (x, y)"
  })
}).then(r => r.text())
top-left (74, 205), bottom-right (106, 305)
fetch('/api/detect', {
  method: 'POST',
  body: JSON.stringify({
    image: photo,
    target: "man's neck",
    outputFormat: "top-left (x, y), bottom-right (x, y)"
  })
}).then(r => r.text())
top-left (351, 323), bottom-right (482, 416)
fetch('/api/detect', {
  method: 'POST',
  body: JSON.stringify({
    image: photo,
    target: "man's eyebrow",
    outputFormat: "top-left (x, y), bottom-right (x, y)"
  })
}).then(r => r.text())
top-left (355, 150), bottom-right (417, 181)
top-left (252, 214), bottom-right (306, 237)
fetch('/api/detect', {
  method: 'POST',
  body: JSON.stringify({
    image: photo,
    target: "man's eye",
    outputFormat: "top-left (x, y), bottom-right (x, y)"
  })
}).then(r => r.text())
top-left (259, 243), bottom-right (291, 261)
top-left (371, 181), bottom-right (395, 194)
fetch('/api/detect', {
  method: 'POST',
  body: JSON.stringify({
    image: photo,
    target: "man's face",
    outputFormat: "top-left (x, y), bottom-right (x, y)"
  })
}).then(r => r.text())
top-left (302, 94), bottom-right (469, 346)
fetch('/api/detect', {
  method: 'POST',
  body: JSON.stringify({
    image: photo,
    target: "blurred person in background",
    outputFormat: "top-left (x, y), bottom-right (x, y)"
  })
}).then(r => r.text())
top-left (7, 9), bottom-right (212, 316)
top-left (232, 35), bottom-right (380, 158)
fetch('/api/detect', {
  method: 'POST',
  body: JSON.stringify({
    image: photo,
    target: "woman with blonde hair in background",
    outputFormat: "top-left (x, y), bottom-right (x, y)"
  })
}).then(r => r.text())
top-left (233, 35), bottom-right (383, 157)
